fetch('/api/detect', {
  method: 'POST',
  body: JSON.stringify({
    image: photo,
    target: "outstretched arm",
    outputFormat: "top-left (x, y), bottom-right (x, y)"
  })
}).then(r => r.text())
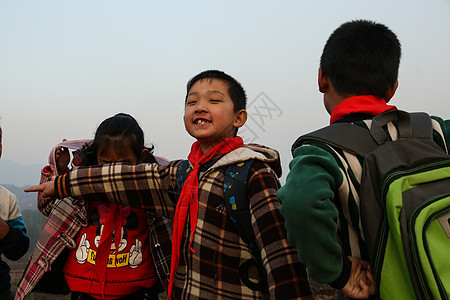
top-left (25, 181), bottom-right (56, 199)
top-left (26, 162), bottom-right (178, 218)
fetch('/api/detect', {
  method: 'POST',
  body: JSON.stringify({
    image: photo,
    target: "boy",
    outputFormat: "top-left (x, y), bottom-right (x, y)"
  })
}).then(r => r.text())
top-left (27, 70), bottom-right (313, 299)
top-left (0, 126), bottom-right (30, 300)
top-left (277, 20), bottom-right (450, 299)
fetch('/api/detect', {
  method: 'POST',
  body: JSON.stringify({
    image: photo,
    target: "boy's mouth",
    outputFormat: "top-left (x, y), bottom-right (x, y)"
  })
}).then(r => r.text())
top-left (194, 118), bottom-right (211, 125)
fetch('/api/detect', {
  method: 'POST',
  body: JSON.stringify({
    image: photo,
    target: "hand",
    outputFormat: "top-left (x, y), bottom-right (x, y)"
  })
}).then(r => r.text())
top-left (25, 181), bottom-right (56, 199)
top-left (365, 263), bottom-right (376, 295)
top-left (55, 139), bottom-right (70, 173)
top-left (340, 256), bottom-right (376, 299)
top-left (0, 218), bottom-right (9, 240)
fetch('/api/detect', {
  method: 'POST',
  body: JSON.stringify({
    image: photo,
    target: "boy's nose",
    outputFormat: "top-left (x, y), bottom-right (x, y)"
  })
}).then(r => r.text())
top-left (195, 101), bottom-right (208, 113)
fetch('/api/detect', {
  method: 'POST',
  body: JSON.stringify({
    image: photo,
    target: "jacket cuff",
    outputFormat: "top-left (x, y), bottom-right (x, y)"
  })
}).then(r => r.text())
top-left (55, 174), bottom-right (70, 199)
top-left (329, 256), bottom-right (351, 289)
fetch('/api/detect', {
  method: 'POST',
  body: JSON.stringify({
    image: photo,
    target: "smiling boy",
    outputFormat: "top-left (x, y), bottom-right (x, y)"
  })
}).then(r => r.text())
top-left (28, 70), bottom-right (312, 299)
top-left (184, 78), bottom-right (246, 153)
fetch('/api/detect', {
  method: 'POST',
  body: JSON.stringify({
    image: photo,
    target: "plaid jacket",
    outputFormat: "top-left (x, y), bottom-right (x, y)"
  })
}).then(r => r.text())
top-left (14, 194), bottom-right (173, 300)
top-left (53, 144), bottom-right (312, 300)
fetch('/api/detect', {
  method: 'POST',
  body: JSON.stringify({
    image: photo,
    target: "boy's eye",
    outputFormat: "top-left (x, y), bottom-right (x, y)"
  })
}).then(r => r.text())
top-left (186, 100), bottom-right (197, 105)
top-left (210, 99), bottom-right (221, 103)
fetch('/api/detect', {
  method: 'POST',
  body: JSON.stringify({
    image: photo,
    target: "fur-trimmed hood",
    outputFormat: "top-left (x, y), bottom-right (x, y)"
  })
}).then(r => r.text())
top-left (209, 143), bottom-right (282, 177)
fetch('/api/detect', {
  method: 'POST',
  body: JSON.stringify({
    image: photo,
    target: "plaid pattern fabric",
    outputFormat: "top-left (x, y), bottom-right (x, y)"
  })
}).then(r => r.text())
top-left (15, 199), bottom-right (173, 300)
top-left (55, 145), bottom-right (312, 299)
top-left (146, 213), bottom-right (173, 290)
top-left (15, 197), bottom-right (86, 300)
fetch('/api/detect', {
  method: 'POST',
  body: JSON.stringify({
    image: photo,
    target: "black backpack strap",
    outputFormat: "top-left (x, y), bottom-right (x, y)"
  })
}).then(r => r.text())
top-left (224, 160), bottom-right (255, 247)
top-left (224, 159), bottom-right (269, 293)
top-left (176, 160), bottom-right (192, 194)
top-left (292, 122), bottom-right (378, 157)
top-left (409, 112), bottom-right (433, 139)
top-left (370, 110), bottom-right (432, 143)
top-left (292, 110), bottom-right (432, 156)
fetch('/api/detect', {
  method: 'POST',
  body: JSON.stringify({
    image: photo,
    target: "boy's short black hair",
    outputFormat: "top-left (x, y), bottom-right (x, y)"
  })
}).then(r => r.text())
top-left (185, 70), bottom-right (247, 111)
top-left (320, 19), bottom-right (401, 99)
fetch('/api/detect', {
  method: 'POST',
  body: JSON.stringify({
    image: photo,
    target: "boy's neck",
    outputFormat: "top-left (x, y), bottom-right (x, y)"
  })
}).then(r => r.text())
top-left (196, 135), bottom-right (242, 156)
top-left (198, 138), bottom-right (228, 155)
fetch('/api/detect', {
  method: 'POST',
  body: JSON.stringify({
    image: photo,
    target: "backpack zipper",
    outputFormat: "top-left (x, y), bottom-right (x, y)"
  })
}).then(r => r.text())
top-left (410, 202), bottom-right (450, 300)
top-left (373, 160), bottom-right (450, 289)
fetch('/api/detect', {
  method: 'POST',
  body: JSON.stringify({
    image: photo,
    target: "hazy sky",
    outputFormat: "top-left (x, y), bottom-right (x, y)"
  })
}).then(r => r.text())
top-left (1, 0), bottom-right (449, 184)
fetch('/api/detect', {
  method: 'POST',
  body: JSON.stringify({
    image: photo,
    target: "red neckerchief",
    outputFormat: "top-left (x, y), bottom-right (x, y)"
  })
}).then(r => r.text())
top-left (167, 137), bottom-right (244, 299)
top-left (330, 95), bottom-right (397, 124)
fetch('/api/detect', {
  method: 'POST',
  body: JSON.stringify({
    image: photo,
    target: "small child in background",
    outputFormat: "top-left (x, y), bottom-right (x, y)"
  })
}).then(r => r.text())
top-left (0, 125), bottom-right (30, 300)
top-left (16, 113), bottom-right (172, 300)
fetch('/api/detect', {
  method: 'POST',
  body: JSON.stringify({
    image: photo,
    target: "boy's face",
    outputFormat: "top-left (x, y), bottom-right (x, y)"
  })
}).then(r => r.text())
top-left (184, 79), bottom-right (246, 154)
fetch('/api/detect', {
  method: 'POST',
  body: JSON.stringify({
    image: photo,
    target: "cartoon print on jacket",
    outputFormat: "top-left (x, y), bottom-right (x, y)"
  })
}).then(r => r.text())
top-left (76, 204), bottom-right (143, 269)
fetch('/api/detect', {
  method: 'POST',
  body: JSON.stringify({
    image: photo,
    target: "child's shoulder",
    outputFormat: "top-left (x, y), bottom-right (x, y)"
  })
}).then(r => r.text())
top-left (243, 144), bottom-right (281, 177)
top-left (227, 144), bottom-right (282, 178)
top-left (228, 144), bottom-right (279, 163)
top-left (0, 184), bottom-right (15, 201)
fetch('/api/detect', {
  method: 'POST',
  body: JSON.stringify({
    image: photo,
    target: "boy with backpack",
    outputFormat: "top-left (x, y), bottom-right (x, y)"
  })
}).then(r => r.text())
top-left (27, 70), bottom-right (313, 299)
top-left (277, 19), bottom-right (450, 299)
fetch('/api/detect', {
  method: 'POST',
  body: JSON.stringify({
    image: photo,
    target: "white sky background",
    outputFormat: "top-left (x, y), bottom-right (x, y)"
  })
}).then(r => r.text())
top-left (1, 0), bottom-right (450, 183)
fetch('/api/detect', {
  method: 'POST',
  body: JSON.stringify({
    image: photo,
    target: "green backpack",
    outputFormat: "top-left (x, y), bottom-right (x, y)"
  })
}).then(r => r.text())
top-left (175, 159), bottom-right (269, 294)
top-left (294, 110), bottom-right (450, 299)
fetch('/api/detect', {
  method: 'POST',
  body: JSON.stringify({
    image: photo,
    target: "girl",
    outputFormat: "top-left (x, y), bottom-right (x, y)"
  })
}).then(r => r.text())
top-left (15, 113), bottom-right (172, 300)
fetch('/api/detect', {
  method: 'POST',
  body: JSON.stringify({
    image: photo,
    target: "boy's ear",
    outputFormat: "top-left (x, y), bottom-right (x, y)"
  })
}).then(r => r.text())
top-left (384, 80), bottom-right (399, 103)
top-left (140, 148), bottom-right (150, 162)
top-left (318, 68), bottom-right (329, 93)
top-left (234, 109), bottom-right (247, 128)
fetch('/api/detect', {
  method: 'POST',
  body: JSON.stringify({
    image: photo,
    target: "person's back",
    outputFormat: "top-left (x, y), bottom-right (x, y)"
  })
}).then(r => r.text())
top-left (278, 19), bottom-right (450, 299)
top-left (0, 126), bottom-right (30, 300)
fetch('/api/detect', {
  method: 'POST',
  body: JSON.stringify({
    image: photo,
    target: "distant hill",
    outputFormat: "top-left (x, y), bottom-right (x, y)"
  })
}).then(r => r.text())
top-left (0, 183), bottom-right (37, 210)
top-left (0, 159), bottom-right (43, 187)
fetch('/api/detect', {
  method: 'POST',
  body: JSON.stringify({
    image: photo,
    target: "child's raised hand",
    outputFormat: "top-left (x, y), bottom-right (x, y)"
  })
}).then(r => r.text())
top-left (25, 181), bottom-right (56, 199)
top-left (55, 139), bottom-right (70, 173)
